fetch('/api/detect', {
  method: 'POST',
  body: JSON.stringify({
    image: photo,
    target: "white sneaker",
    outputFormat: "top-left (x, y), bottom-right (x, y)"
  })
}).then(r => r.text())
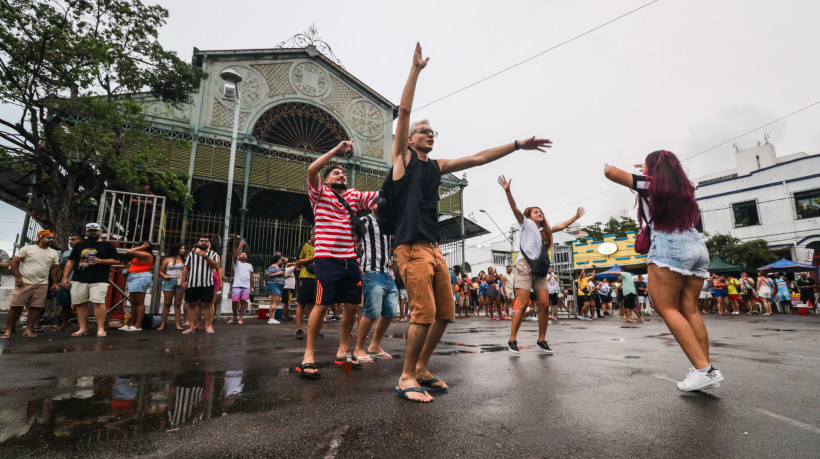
top-left (678, 366), bottom-right (724, 391)
top-left (683, 367), bottom-right (721, 389)
top-left (121, 325), bottom-right (135, 331)
top-left (731, 312), bottom-right (740, 315)
top-left (267, 319), bottom-right (280, 325)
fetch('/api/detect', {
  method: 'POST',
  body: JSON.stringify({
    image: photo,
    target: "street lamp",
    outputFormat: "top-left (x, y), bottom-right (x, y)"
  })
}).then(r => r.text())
top-left (219, 68), bottom-right (242, 274)
top-left (479, 209), bottom-right (517, 266)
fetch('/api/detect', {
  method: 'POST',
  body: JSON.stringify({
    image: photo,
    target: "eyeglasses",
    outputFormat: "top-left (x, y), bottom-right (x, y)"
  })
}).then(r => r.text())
top-left (412, 127), bottom-right (438, 138)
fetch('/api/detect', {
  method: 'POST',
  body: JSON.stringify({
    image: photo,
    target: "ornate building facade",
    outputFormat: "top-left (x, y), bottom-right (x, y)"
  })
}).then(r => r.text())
top-left (133, 41), bottom-right (472, 265)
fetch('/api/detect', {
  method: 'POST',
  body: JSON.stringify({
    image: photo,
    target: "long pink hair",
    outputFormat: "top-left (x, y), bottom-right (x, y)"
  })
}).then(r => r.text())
top-left (640, 150), bottom-right (700, 232)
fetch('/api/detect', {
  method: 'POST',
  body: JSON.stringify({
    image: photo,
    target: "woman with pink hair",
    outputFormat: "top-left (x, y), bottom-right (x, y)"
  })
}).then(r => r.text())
top-left (605, 151), bottom-right (724, 391)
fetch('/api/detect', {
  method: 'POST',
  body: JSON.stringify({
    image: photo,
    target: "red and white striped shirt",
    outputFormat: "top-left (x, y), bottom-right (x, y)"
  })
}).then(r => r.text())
top-left (308, 180), bottom-right (379, 259)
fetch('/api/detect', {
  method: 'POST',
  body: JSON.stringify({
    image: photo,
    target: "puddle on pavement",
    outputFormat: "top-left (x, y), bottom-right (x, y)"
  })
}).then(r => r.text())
top-left (0, 368), bottom-right (290, 449)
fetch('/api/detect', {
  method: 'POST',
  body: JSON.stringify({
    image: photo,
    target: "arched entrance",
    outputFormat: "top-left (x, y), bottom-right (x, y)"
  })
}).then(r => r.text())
top-left (252, 102), bottom-right (350, 155)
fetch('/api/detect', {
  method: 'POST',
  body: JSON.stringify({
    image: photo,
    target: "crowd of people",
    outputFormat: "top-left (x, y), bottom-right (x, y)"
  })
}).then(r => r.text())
top-left (5, 43), bottom-right (820, 400)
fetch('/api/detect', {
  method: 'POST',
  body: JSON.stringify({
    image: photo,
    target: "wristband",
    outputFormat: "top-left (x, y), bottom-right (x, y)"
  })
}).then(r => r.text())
top-left (504, 187), bottom-right (510, 192)
top-left (514, 140), bottom-right (520, 150)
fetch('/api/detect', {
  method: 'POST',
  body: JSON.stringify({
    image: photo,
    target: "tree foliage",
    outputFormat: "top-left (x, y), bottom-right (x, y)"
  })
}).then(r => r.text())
top-left (704, 233), bottom-right (778, 269)
top-left (0, 0), bottom-right (205, 248)
top-left (579, 216), bottom-right (639, 241)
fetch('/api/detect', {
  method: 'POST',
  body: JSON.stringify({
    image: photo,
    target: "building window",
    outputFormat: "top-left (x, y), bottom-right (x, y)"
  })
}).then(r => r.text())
top-left (732, 200), bottom-right (760, 227)
top-left (794, 189), bottom-right (820, 220)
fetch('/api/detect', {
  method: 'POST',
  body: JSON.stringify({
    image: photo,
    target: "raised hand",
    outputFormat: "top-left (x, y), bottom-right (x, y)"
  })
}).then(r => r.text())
top-left (336, 140), bottom-right (354, 155)
top-left (517, 137), bottom-right (552, 152)
top-left (497, 175), bottom-right (511, 191)
top-left (413, 42), bottom-right (429, 70)
top-left (575, 207), bottom-right (586, 219)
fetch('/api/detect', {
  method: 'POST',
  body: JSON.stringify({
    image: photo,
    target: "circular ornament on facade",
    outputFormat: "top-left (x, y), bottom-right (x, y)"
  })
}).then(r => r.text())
top-left (215, 66), bottom-right (267, 109)
top-left (349, 101), bottom-right (383, 138)
top-left (292, 62), bottom-right (329, 97)
top-left (598, 242), bottom-right (618, 256)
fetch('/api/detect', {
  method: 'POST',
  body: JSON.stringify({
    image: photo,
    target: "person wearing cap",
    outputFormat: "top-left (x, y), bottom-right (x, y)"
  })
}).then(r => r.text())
top-left (62, 223), bottom-right (120, 337)
top-left (3, 230), bottom-right (60, 338)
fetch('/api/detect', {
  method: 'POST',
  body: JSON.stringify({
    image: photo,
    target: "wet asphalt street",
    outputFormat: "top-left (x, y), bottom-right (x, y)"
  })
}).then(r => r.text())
top-left (1, 312), bottom-right (819, 458)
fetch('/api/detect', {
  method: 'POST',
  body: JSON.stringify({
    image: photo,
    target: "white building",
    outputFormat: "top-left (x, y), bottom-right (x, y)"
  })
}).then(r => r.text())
top-left (694, 142), bottom-right (820, 262)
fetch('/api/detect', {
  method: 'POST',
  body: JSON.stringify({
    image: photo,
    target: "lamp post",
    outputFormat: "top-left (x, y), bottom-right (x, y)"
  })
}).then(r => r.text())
top-left (479, 209), bottom-right (517, 266)
top-left (219, 68), bottom-right (242, 274)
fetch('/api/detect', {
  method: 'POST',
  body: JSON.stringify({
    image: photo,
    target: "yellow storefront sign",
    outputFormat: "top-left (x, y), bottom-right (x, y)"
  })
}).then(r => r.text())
top-left (572, 232), bottom-right (647, 269)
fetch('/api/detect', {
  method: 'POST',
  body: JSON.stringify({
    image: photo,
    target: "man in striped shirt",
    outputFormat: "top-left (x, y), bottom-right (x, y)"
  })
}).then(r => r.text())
top-left (181, 237), bottom-right (220, 334)
top-left (353, 202), bottom-right (399, 362)
top-left (297, 140), bottom-right (379, 378)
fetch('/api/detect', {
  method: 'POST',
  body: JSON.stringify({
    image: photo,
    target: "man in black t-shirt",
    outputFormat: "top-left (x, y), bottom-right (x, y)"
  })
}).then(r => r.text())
top-left (796, 272), bottom-right (817, 307)
top-left (388, 43), bottom-right (552, 403)
top-left (61, 223), bottom-right (119, 337)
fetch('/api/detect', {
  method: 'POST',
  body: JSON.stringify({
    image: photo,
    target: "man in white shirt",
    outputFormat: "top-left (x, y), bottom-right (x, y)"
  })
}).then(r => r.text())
top-left (4, 230), bottom-right (60, 338)
top-left (229, 240), bottom-right (254, 325)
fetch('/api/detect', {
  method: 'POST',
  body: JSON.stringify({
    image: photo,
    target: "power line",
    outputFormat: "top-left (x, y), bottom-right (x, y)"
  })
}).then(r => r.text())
top-left (545, 98), bottom-right (820, 215)
top-left (412, 0), bottom-right (661, 113)
top-left (351, 0), bottom-right (662, 140)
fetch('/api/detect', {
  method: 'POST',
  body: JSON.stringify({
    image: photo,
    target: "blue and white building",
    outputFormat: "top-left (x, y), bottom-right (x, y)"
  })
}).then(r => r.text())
top-left (694, 142), bottom-right (820, 265)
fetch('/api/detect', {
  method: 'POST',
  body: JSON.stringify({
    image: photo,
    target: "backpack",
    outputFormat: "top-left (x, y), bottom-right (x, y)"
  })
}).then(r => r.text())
top-left (377, 148), bottom-right (418, 236)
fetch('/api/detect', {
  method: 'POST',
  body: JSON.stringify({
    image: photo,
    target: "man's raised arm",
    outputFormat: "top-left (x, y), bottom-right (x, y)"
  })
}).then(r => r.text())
top-left (307, 141), bottom-right (354, 189)
top-left (438, 137), bottom-right (552, 175)
top-left (391, 43), bottom-right (429, 181)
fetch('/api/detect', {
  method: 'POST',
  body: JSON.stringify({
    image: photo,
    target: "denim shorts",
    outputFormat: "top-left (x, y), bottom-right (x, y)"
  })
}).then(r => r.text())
top-left (127, 272), bottom-right (153, 293)
top-left (362, 271), bottom-right (398, 319)
top-left (162, 278), bottom-right (183, 292)
top-left (266, 283), bottom-right (283, 296)
top-left (647, 227), bottom-right (709, 279)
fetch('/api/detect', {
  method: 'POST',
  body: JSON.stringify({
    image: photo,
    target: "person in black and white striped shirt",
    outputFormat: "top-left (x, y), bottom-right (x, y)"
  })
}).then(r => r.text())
top-left (181, 237), bottom-right (220, 334)
top-left (353, 202), bottom-right (399, 362)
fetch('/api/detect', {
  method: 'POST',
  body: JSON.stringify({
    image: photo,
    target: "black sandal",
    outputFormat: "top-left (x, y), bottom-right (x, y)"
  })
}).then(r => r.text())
top-left (296, 362), bottom-right (321, 379)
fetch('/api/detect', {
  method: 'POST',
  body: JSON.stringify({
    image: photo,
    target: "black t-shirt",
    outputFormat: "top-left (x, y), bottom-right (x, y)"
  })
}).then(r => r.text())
top-left (69, 239), bottom-right (118, 284)
top-left (635, 281), bottom-right (647, 295)
top-left (796, 277), bottom-right (816, 294)
top-left (393, 148), bottom-right (441, 246)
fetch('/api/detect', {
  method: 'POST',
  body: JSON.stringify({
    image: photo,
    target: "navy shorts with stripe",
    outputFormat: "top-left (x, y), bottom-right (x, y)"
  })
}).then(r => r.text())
top-left (314, 257), bottom-right (362, 305)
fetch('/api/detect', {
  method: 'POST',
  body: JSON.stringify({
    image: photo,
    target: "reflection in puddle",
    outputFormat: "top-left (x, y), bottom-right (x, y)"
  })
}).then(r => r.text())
top-left (0, 369), bottom-right (282, 449)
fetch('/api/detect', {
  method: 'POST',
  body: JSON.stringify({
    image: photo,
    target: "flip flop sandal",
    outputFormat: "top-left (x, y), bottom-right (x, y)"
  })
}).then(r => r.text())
top-left (417, 377), bottom-right (449, 393)
top-left (395, 386), bottom-right (430, 402)
top-left (296, 362), bottom-right (321, 379)
top-left (97, 331), bottom-right (107, 337)
top-left (1, 333), bottom-right (11, 339)
top-left (70, 331), bottom-right (88, 337)
top-left (22, 333), bottom-right (37, 338)
top-left (368, 352), bottom-right (393, 360)
top-left (182, 329), bottom-right (196, 334)
top-left (355, 355), bottom-right (375, 363)
top-left (206, 328), bottom-right (215, 334)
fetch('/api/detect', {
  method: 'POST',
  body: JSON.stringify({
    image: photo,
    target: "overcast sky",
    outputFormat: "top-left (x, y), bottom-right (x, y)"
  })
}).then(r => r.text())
top-left (3, 0), bottom-right (820, 252)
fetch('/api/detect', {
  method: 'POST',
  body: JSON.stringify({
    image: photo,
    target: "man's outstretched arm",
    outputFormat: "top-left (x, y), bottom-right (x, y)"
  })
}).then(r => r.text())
top-left (307, 141), bottom-right (354, 189)
top-left (391, 43), bottom-right (428, 181)
top-left (438, 137), bottom-right (552, 175)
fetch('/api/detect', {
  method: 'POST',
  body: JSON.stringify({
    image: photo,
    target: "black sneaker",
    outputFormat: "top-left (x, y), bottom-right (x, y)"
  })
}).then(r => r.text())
top-left (536, 341), bottom-right (554, 354)
top-left (507, 340), bottom-right (519, 354)
top-left (295, 329), bottom-right (304, 339)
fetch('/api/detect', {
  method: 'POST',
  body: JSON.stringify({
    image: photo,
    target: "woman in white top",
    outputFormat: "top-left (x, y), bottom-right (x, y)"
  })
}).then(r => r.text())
top-left (158, 244), bottom-right (186, 330)
top-left (756, 270), bottom-right (773, 316)
top-left (498, 175), bottom-right (584, 354)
